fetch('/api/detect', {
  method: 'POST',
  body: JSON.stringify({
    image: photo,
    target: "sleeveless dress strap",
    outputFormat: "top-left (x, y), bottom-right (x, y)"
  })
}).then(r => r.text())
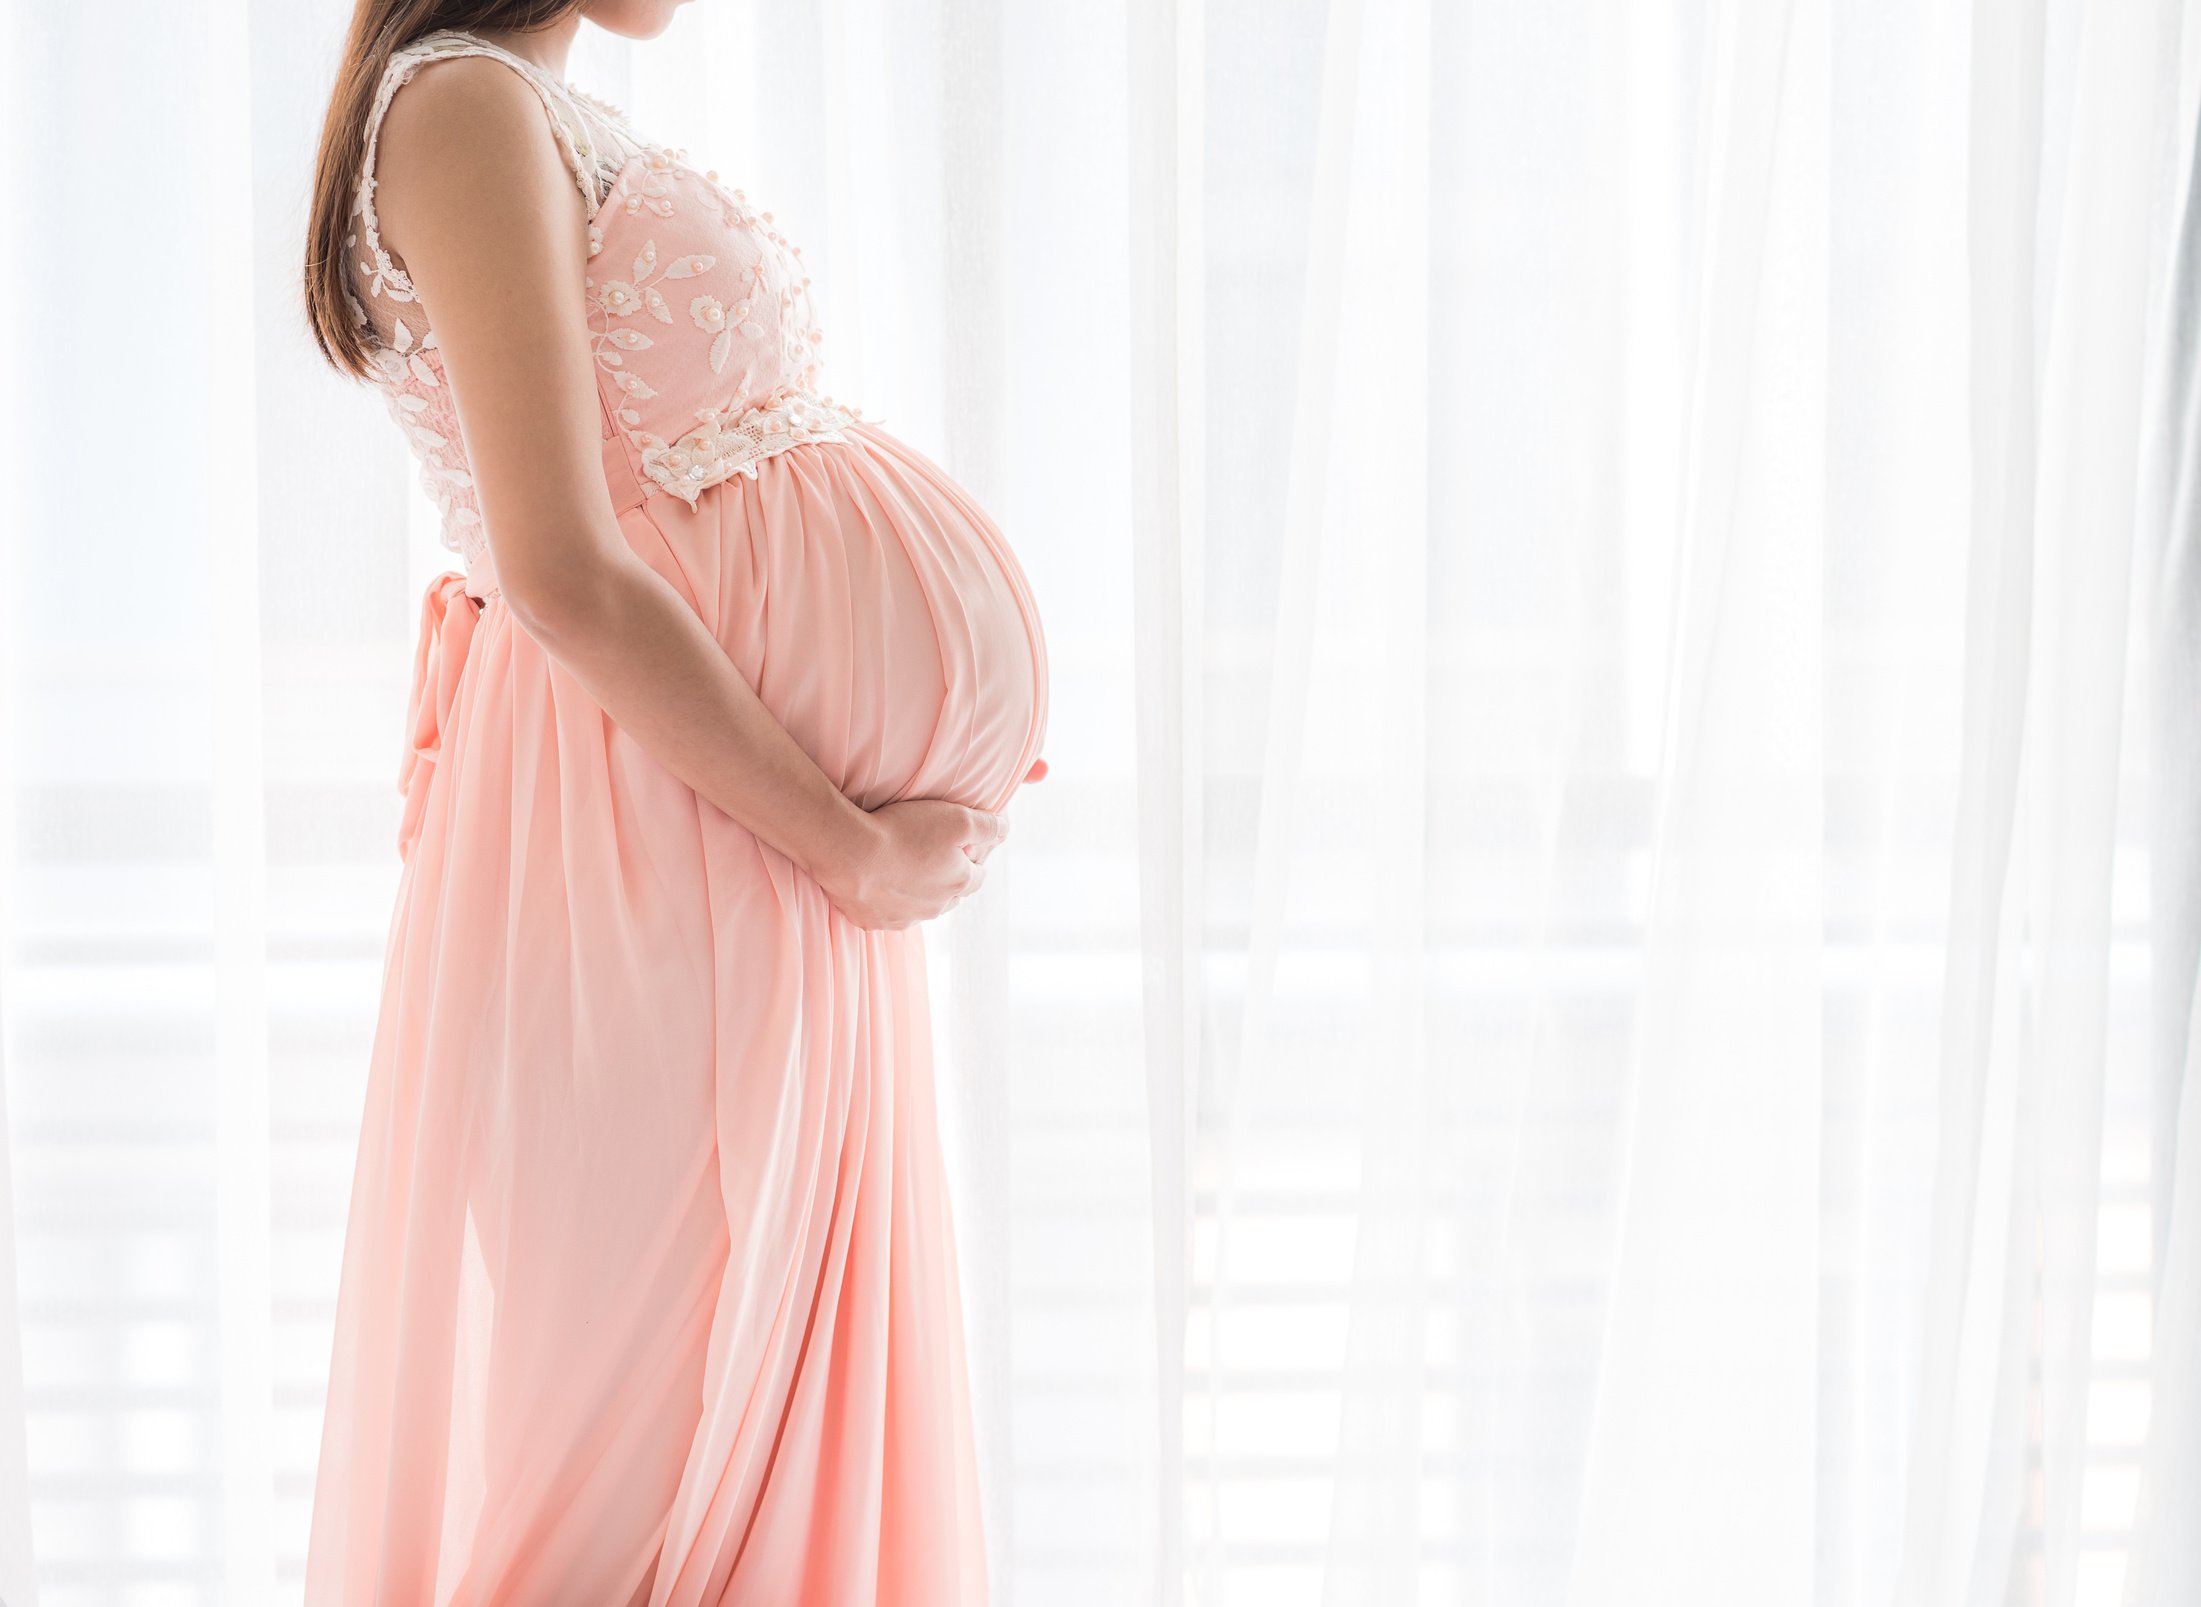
top-left (351, 30), bottom-right (611, 313)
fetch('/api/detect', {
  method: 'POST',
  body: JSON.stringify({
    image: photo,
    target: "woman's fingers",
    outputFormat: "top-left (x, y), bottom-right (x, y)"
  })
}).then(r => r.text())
top-left (1024, 756), bottom-right (1048, 783)
top-left (960, 807), bottom-right (1007, 862)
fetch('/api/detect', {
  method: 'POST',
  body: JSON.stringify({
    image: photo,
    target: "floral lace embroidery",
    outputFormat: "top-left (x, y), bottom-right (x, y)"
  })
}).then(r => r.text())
top-left (582, 148), bottom-right (866, 507)
top-left (345, 32), bottom-right (866, 570)
top-left (367, 315), bottom-right (482, 540)
top-left (633, 393), bottom-right (865, 506)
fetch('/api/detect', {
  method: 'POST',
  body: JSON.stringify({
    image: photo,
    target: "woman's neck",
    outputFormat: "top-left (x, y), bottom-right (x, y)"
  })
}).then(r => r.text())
top-left (464, 13), bottom-right (582, 79)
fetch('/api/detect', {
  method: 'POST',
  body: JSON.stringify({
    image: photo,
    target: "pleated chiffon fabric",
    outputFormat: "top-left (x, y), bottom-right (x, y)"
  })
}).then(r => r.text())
top-left (305, 31), bottom-right (1048, 1603)
top-left (310, 420), bottom-right (1047, 1605)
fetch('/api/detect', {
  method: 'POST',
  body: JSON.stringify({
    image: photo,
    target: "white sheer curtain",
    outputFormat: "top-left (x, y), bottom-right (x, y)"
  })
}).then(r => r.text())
top-left (2, 1), bottom-right (2199, 1604)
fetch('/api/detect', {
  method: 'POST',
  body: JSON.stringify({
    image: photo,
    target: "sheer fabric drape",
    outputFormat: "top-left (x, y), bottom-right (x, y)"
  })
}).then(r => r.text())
top-left (2133, 25), bottom-right (2201, 1607)
top-left (1, 2), bottom-right (2199, 1604)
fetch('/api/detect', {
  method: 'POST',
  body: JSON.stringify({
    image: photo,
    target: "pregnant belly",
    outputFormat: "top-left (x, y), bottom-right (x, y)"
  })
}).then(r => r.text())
top-left (639, 421), bottom-right (1048, 820)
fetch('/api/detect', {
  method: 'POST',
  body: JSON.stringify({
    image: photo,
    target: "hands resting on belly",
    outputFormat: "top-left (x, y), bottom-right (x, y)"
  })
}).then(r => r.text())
top-left (816, 756), bottom-right (1048, 931)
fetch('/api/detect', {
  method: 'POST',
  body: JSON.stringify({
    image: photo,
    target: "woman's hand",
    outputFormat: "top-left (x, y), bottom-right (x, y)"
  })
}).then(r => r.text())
top-left (820, 757), bottom-right (1044, 928)
top-left (819, 801), bottom-right (1008, 930)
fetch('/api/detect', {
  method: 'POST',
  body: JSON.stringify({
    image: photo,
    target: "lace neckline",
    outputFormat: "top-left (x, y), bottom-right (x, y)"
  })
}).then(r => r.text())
top-left (413, 27), bottom-right (577, 90)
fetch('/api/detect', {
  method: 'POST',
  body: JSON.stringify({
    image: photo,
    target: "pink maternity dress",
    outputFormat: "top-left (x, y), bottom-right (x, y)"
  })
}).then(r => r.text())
top-left (302, 29), bottom-right (1047, 1606)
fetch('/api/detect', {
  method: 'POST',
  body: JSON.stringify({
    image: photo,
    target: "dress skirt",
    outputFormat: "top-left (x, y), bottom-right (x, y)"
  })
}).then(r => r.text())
top-left (302, 419), bottom-right (1049, 1607)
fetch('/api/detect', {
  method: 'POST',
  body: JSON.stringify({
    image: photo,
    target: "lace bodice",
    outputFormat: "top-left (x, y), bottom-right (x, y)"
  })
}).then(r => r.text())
top-left (343, 29), bottom-right (862, 593)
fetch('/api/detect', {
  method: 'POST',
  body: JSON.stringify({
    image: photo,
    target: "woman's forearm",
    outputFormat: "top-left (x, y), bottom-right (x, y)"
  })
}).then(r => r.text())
top-left (501, 543), bottom-right (883, 884)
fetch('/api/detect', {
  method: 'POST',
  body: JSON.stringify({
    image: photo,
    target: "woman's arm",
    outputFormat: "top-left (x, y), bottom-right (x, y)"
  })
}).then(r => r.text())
top-left (371, 56), bottom-right (1000, 929)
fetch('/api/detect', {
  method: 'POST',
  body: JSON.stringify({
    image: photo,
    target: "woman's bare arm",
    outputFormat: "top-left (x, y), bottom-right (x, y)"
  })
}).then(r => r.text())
top-left (370, 56), bottom-right (1000, 928)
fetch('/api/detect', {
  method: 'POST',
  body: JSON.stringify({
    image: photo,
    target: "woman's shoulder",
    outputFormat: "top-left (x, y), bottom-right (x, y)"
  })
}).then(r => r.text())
top-left (364, 34), bottom-right (625, 234)
top-left (359, 38), bottom-right (599, 291)
top-left (375, 49), bottom-right (557, 171)
top-left (372, 35), bottom-right (568, 165)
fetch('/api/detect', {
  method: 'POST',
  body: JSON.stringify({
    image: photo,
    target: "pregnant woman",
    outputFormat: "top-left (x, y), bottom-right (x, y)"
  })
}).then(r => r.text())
top-left (297, 2), bottom-right (1047, 1601)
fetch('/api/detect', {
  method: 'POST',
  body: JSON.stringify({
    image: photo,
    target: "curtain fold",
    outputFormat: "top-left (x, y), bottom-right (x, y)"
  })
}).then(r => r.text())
top-left (0, 0), bottom-right (34, 1598)
top-left (1312, 0), bottom-right (1430, 1600)
top-left (1898, 5), bottom-right (2182, 1605)
top-left (1891, 4), bottom-right (2046, 1600)
top-left (2131, 43), bottom-right (2201, 1607)
top-left (1124, 0), bottom-right (1203, 1601)
top-left (206, 3), bottom-right (278, 1601)
top-left (1563, 0), bottom-right (1827, 1597)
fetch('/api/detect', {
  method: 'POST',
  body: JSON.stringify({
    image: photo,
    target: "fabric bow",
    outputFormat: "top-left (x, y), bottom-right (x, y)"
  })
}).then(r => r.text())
top-left (396, 570), bottom-right (483, 863)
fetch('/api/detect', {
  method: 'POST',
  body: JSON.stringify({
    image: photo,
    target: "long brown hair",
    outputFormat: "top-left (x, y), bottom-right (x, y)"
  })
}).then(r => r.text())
top-left (303, 0), bottom-right (588, 380)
